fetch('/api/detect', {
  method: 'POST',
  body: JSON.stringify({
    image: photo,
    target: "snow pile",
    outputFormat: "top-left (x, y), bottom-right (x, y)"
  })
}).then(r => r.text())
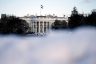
top-left (0, 27), bottom-right (96, 64)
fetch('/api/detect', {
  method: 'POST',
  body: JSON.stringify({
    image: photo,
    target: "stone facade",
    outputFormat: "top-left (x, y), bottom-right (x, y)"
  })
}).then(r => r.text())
top-left (20, 15), bottom-right (68, 34)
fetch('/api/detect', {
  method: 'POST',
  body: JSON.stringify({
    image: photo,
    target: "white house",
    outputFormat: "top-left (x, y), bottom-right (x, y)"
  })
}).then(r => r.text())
top-left (20, 15), bottom-right (68, 34)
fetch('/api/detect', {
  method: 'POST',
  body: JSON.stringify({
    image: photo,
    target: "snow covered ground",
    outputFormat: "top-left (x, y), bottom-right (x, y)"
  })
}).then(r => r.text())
top-left (0, 27), bottom-right (96, 64)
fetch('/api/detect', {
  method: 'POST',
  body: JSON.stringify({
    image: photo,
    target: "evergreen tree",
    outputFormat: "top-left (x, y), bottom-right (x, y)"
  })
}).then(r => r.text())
top-left (68, 7), bottom-right (84, 29)
top-left (0, 14), bottom-right (29, 34)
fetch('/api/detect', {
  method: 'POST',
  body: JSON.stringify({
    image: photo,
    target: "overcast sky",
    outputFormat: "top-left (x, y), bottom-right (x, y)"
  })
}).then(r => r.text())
top-left (0, 0), bottom-right (96, 17)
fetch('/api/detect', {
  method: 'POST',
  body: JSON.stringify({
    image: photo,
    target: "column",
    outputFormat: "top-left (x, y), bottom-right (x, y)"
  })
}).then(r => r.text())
top-left (34, 21), bottom-right (37, 33)
top-left (42, 21), bottom-right (44, 33)
top-left (32, 21), bottom-right (34, 33)
top-left (39, 21), bottom-right (40, 34)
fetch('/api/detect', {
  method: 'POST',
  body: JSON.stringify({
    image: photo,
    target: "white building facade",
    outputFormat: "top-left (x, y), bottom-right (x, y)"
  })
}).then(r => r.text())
top-left (21, 15), bottom-right (68, 34)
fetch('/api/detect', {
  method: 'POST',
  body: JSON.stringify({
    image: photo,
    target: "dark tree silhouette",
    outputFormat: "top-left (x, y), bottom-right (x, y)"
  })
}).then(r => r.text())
top-left (71, 7), bottom-right (78, 15)
top-left (52, 20), bottom-right (67, 29)
top-left (0, 14), bottom-right (29, 34)
top-left (86, 9), bottom-right (96, 26)
top-left (68, 7), bottom-right (84, 29)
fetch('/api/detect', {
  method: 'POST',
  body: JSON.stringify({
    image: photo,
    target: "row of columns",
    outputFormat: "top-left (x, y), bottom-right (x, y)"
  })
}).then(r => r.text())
top-left (30, 21), bottom-right (50, 34)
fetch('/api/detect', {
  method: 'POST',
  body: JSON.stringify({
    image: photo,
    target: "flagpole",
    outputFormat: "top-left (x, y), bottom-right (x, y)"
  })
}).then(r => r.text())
top-left (40, 5), bottom-right (41, 16)
top-left (40, 5), bottom-right (43, 16)
top-left (40, 5), bottom-right (42, 16)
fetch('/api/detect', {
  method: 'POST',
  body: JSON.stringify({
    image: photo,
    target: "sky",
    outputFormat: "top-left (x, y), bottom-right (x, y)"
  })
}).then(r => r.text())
top-left (0, 0), bottom-right (96, 17)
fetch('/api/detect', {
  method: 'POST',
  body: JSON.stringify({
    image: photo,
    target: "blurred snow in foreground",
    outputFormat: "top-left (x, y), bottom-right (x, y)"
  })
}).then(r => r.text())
top-left (0, 27), bottom-right (96, 64)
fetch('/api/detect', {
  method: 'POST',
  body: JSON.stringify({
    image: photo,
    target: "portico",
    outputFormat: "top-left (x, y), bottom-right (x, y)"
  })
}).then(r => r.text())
top-left (20, 15), bottom-right (68, 34)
